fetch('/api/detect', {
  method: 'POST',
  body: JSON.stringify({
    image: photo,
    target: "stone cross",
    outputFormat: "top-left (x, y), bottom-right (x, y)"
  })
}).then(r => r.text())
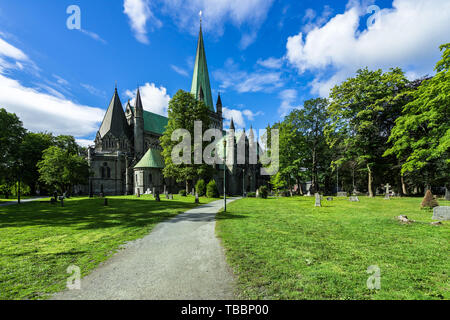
top-left (315, 193), bottom-right (321, 207)
top-left (385, 184), bottom-right (391, 199)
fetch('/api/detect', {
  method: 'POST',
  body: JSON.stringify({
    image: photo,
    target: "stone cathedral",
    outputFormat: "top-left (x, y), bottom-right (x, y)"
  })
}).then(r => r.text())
top-left (87, 25), bottom-right (265, 196)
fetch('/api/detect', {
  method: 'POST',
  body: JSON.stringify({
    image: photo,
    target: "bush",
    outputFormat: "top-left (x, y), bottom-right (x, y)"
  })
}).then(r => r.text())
top-left (259, 186), bottom-right (269, 199)
top-left (247, 192), bottom-right (256, 198)
top-left (195, 179), bottom-right (206, 197)
top-left (206, 180), bottom-right (219, 198)
top-left (179, 189), bottom-right (187, 197)
top-left (421, 190), bottom-right (439, 209)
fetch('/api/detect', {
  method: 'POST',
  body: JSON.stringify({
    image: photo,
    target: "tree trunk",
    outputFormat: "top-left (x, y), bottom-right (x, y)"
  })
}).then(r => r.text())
top-left (367, 164), bottom-right (374, 197)
top-left (401, 174), bottom-right (407, 196)
top-left (185, 180), bottom-right (189, 194)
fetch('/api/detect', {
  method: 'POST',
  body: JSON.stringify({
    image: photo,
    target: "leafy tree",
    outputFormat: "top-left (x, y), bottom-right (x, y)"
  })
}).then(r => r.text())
top-left (19, 132), bottom-right (54, 195)
top-left (37, 146), bottom-right (89, 194)
top-left (195, 179), bottom-right (206, 196)
top-left (161, 90), bottom-right (213, 192)
top-left (385, 43), bottom-right (450, 189)
top-left (326, 68), bottom-right (409, 197)
top-left (206, 180), bottom-right (219, 198)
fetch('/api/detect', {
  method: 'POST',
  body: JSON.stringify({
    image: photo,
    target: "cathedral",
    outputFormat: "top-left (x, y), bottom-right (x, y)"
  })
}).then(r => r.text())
top-left (87, 25), bottom-right (265, 196)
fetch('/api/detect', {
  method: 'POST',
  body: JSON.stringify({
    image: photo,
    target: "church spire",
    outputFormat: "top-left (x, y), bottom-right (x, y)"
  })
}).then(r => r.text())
top-left (135, 87), bottom-right (144, 117)
top-left (191, 19), bottom-right (214, 112)
top-left (230, 118), bottom-right (235, 130)
top-left (98, 87), bottom-right (129, 139)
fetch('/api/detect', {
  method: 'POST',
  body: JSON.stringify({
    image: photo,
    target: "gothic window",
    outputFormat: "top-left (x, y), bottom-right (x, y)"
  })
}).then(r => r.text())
top-left (149, 174), bottom-right (153, 185)
top-left (107, 167), bottom-right (111, 178)
top-left (100, 167), bottom-right (105, 178)
top-left (101, 163), bottom-right (111, 179)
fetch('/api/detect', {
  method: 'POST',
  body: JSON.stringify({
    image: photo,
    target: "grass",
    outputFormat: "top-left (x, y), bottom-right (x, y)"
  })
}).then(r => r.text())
top-left (216, 196), bottom-right (449, 300)
top-left (0, 194), bottom-right (217, 300)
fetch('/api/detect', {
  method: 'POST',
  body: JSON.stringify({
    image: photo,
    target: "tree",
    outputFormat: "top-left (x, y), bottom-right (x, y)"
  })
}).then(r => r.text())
top-left (206, 180), bottom-right (219, 198)
top-left (37, 146), bottom-right (89, 194)
top-left (385, 43), bottom-right (450, 189)
top-left (326, 68), bottom-right (409, 197)
top-left (195, 179), bottom-right (206, 196)
top-left (160, 90), bottom-right (213, 192)
top-left (19, 132), bottom-right (54, 195)
top-left (0, 108), bottom-right (26, 199)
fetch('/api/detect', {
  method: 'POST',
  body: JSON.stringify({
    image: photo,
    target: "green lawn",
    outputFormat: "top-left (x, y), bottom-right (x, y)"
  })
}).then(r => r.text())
top-left (216, 196), bottom-right (449, 300)
top-left (0, 195), bottom-right (217, 300)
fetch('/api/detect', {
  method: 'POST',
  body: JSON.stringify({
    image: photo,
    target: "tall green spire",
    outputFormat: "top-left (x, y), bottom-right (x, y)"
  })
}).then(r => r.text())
top-left (191, 24), bottom-right (214, 112)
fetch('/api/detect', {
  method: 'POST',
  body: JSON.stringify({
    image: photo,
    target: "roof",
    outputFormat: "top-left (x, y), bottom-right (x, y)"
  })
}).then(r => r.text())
top-left (191, 25), bottom-right (214, 112)
top-left (131, 108), bottom-right (169, 135)
top-left (134, 148), bottom-right (165, 169)
top-left (98, 89), bottom-right (129, 138)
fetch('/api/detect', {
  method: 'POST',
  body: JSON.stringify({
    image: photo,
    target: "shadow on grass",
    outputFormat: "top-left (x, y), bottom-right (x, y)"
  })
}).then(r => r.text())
top-left (0, 198), bottom-right (205, 230)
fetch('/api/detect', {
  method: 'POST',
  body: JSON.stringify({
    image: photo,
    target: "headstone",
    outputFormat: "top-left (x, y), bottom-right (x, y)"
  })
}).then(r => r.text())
top-left (169, 194), bottom-right (173, 200)
top-left (307, 191), bottom-right (312, 197)
top-left (349, 196), bottom-right (360, 202)
top-left (164, 185), bottom-right (167, 194)
top-left (445, 188), bottom-right (450, 201)
top-left (432, 206), bottom-right (450, 221)
top-left (256, 190), bottom-right (260, 198)
top-left (152, 187), bottom-right (156, 196)
top-left (384, 183), bottom-right (391, 200)
top-left (337, 192), bottom-right (347, 197)
top-left (327, 197), bottom-right (333, 201)
top-left (155, 192), bottom-right (161, 202)
top-left (195, 193), bottom-right (199, 204)
top-left (192, 188), bottom-right (195, 196)
top-left (165, 191), bottom-right (169, 199)
top-left (314, 193), bottom-right (321, 207)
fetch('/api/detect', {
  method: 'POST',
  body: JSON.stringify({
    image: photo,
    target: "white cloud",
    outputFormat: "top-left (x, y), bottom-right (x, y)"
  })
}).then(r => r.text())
top-left (257, 57), bottom-right (284, 69)
top-left (286, 0), bottom-right (450, 97)
top-left (222, 107), bottom-right (261, 129)
top-left (0, 74), bottom-right (104, 137)
top-left (81, 83), bottom-right (106, 98)
top-left (159, 0), bottom-right (274, 48)
top-left (0, 37), bottom-right (29, 61)
top-left (76, 139), bottom-right (95, 148)
top-left (278, 89), bottom-right (298, 116)
top-left (53, 74), bottom-right (69, 86)
top-left (124, 0), bottom-right (162, 44)
top-left (215, 58), bottom-right (283, 93)
top-left (125, 83), bottom-right (171, 116)
top-left (171, 65), bottom-right (189, 77)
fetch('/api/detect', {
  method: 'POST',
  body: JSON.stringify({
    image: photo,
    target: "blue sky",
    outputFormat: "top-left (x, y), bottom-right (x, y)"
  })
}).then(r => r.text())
top-left (0, 0), bottom-right (448, 146)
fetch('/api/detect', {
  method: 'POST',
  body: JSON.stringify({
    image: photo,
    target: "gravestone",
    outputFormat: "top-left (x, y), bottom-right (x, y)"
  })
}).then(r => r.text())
top-left (192, 188), bottom-right (195, 196)
top-left (327, 197), bottom-right (333, 201)
top-left (152, 187), bottom-right (156, 196)
top-left (337, 192), bottom-right (347, 197)
top-left (195, 193), bottom-right (199, 204)
top-left (169, 194), bottom-right (173, 200)
top-left (349, 196), bottom-right (360, 202)
top-left (384, 183), bottom-right (391, 200)
top-left (256, 190), bottom-right (260, 198)
top-left (445, 188), bottom-right (450, 201)
top-left (165, 191), bottom-right (169, 199)
top-left (432, 206), bottom-right (450, 221)
top-left (155, 192), bottom-right (161, 202)
top-left (314, 193), bottom-right (321, 207)
top-left (306, 191), bottom-right (312, 197)
top-left (163, 185), bottom-right (167, 194)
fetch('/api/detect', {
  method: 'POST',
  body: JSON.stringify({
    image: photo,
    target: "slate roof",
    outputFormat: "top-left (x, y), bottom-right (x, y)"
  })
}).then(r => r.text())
top-left (134, 148), bottom-right (165, 169)
top-left (98, 88), bottom-right (129, 138)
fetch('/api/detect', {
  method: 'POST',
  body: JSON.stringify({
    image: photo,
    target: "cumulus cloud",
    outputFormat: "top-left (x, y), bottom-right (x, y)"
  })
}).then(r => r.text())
top-left (125, 83), bottom-right (171, 116)
top-left (158, 0), bottom-right (274, 48)
top-left (222, 107), bottom-right (262, 129)
top-left (286, 0), bottom-right (450, 96)
top-left (124, 0), bottom-right (162, 44)
top-left (278, 89), bottom-right (299, 116)
top-left (0, 37), bottom-right (104, 139)
top-left (215, 58), bottom-right (283, 93)
top-left (0, 74), bottom-right (104, 137)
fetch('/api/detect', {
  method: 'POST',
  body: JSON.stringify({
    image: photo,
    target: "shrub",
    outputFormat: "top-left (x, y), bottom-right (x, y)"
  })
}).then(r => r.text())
top-left (179, 189), bottom-right (187, 197)
top-left (421, 190), bottom-right (439, 209)
top-left (259, 186), bottom-right (269, 199)
top-left (206, 180), bottom-right (219, 198)
top-left (195, 179), bottom-right (206, 197)
top-left (247, 192), bottom-right (256, 198)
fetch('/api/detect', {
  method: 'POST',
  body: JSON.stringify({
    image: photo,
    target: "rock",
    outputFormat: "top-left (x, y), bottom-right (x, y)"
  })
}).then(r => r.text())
top-left (432, 206), bottom-right (450, 221)
top-left (396, 215), bottom-right (414, 223)
top-left (349, 196), bottom-right (360, 202)
top-left (430, 221), bottom-right (442, 226)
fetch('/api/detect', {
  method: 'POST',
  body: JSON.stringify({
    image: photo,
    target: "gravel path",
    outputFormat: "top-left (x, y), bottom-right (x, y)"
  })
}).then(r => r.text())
top-left (52, 198), bottom-right (239, 300)
top-left (0, 197), bottom-right (46, 207)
